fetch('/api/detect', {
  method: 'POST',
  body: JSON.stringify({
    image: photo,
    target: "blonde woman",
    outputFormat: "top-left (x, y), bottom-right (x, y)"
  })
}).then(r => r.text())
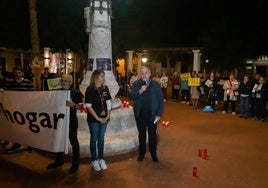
top-left (222, 73), bottom-right (239, 115)
top-left (85, 69), bottom-right (112, 171)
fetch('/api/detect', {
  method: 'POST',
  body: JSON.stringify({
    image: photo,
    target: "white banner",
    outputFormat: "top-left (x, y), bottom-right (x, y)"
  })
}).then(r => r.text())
top-left (0, 90), bottom-right (70, 154)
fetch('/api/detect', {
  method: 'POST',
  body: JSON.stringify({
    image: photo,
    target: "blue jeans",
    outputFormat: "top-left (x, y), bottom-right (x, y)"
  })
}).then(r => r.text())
top-left (88, 122), bottom-right (108, 161)
top-left (240, 96), bottom-right (250, 116)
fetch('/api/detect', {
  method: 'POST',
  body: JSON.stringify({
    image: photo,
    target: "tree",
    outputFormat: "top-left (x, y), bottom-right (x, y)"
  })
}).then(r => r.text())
top-left (28, 0), bottom-right (40, 58)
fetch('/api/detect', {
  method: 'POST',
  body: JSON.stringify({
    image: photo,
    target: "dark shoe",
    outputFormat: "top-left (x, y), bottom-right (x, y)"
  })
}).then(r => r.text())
top-left (69, 164), bottom-right (79, 174)
top-left (6, 143), bottom-right (23, 153)
top-left (137, 155), bottom-right (144, 162)
top-left (151, 154), bottom-right (158, 162)
top-left (0, 141), bottom-right (9, 148)
top-left (27, 146), bottom-right (35, 152)
top-left (47, 161), bottom-right (64, 169)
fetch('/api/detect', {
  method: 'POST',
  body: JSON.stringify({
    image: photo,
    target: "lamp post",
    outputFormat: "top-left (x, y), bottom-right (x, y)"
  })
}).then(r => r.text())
top-left (65, 49), bottom-right (73, 74)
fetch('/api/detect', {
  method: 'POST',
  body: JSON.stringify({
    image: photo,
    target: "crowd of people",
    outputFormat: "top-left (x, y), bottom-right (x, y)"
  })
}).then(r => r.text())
top-left (121, 69), bottom-right (268, 122)
top-left (1, 65), bottom-right (267, 176)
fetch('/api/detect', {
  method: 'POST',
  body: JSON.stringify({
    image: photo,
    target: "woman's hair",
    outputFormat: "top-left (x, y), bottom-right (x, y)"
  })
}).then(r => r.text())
top-left (89, 69), bottom-right (105, 88)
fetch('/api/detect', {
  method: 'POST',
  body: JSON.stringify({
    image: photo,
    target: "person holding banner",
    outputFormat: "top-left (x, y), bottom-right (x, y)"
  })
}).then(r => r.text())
top-left (3, 66), bottom-right (34, 153)
top-left (41, 67), bottom-right (54, 91)
top-left (47, 74), bottom-right (83, 174)
top-left (85, 69), bottom-right (112, 171)
top-left (190, 73), bottom-right (201, 109)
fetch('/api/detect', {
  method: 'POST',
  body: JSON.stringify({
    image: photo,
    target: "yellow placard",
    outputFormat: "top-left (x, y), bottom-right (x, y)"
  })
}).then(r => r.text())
top-left (180, 73), bottom-right (191, 80)
top-left (188, 78), bottom-right (200, 86)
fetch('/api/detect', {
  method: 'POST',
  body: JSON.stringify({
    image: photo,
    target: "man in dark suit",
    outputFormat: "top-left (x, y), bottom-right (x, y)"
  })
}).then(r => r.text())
top-left (129, 66), bottom-right (164, 162)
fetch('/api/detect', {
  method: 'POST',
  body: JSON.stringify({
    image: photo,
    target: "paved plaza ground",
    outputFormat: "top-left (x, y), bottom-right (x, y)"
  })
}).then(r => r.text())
top-left (0, 96), bottom-right (268, 188)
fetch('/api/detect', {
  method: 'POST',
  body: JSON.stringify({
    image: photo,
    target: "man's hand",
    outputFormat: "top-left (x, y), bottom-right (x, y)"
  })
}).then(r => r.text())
top-left (66, 100), bottom-right (75, 107)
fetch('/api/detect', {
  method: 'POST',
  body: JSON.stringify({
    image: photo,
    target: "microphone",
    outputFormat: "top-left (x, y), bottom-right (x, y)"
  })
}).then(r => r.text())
top-left (143, 81), bottom-right (146, 86)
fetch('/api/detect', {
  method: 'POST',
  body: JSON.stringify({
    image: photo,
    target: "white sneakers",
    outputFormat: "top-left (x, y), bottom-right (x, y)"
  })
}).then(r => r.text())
top-left (99, 159), bottom-right (107, 170)
top-left (221, 111), bottom-right (236, 115)
top-left (92, 159), bottom-right (107, 171)
top-left (92, 160), bottom-right (101, 171)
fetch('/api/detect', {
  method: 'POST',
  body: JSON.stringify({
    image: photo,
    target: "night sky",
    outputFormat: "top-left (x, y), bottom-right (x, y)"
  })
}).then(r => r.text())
top-left (0, 0), bottom-right (268, 67)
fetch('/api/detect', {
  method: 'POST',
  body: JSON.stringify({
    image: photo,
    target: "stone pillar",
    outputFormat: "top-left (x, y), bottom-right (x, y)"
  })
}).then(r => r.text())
top-left (175, 61), bottom-right (181, 74)
top-left (192, 50), bottom-right (201, 72)
top-left (136, 53), bottom-right (143, 77)
top-left (126, 50), bottom-right (134, 73)
top-left (166, 56), bottom-right (171, 74)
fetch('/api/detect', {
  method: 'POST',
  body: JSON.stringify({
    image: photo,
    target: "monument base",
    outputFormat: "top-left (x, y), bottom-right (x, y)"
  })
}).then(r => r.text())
top-left (70, 106), bottom-right (138, 157)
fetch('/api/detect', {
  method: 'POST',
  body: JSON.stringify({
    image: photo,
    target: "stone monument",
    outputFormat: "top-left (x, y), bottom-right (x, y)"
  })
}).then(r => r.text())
top-left (74, 0), bottom-right (138, 157)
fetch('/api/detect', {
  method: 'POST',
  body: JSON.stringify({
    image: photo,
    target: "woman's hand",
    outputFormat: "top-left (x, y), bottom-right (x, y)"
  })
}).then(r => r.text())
top-left (96, 117), bottom-right (108, 123)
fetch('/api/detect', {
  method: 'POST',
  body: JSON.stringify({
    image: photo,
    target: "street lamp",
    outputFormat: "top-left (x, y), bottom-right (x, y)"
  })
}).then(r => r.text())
top-left (43, 47), bottom-right (50, 67)
top-left (65, 49), bottom-right (73, 74)
top-left (141, 57), bottom-right (148, 63)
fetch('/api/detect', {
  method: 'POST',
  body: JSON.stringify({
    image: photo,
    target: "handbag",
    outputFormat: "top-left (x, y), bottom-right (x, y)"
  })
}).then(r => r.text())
top-left (234, 90), bottom-right (239, 97)
top-left (203, 106), bottom-right (214, 113)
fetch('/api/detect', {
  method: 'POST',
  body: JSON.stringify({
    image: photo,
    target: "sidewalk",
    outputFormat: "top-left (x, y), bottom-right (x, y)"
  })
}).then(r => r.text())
top-left (0, 98), bottom-right (267, 188)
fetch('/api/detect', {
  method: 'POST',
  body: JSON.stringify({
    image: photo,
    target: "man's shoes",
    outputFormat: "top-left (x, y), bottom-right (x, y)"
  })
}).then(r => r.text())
top-left (137, 155), bottom-right (144, 162)
top-left (0, 140), bottom-right (9, 148)
top-left (6, 143), bottom-right (23, 153)
top-left (27, 146), bottom-right (35, 152)
top-left (47, 161), bottom-right (64, 169)
top-left (69, 164), bottom-right (79, 174)
top-left (151, 154), bottom-right (158, 162)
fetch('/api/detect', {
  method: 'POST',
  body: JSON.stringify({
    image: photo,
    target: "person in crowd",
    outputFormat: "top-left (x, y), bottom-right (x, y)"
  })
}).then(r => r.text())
top-left (250, 73), bottom-right (260, 117)
top-left (181, 77), bottom-right (190, 104)
top-left (160, 71), bottom-right (168, 102)
top-left (153, 73), bottom-right (161, 84)
top-left (85, 69), bottom-right (112, 171)
top-left (238, 75), bottom-right (252, 118)
top-left (170, 72), bottom-right (180, 102)
top-left (222, 73), bottom-right (239, 115)
top-left (188, 71), bottom-right (197, 106)
top-left (127, 69), bottom-right (135, 84)
top-left (47, 74), bottom-right (83, 174)
top-left (24, 66), bottom-right (34, 82)
top-left (130, 69), bottom-right (139, 85)
top-left (129, 66), bottom-right (164, 163)
top-left (190, 73), bottom-right (200, 109)
top-left (117, 73), bottom-right (125, 97)
top-left (41, 67), bottom-right (53, 91)
top-left (0, 65), bottom-right (5, 88)
top-left (252, 76), bottom-right (268, 121)
top-left (205, 71), bottom-right (219, 110)
top-left (3, 66), bottom-right (34, 152)
top-left (0, 65), bottom-right (9, 148)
